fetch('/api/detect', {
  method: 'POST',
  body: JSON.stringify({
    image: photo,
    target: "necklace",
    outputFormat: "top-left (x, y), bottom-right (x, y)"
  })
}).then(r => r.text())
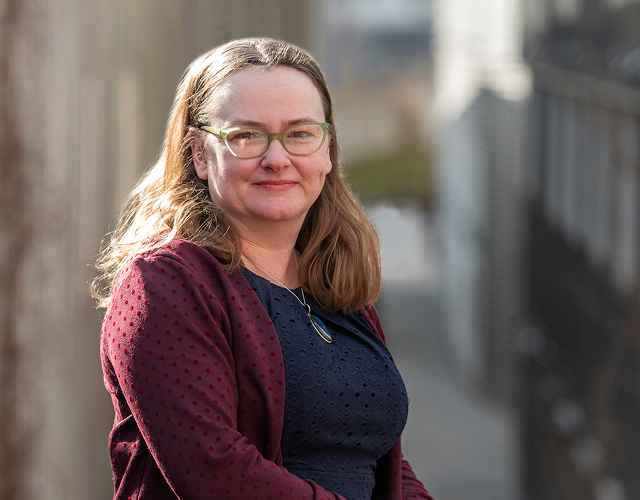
top-left (242, 254), bottom-right (333, 344)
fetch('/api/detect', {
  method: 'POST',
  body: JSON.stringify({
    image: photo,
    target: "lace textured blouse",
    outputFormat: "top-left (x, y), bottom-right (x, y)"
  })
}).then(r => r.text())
top-left (243, 270), bottom-right (409, 500)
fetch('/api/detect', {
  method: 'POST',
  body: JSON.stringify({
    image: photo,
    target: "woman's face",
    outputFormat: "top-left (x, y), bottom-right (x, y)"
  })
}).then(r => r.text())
top-left (193, 66), bottom-right (332, 236)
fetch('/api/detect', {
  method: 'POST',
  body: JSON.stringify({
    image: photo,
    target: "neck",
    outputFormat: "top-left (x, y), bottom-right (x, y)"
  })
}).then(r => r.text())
top-left (230, 208), bottom-right (306, 243)
top-left (230, 215), bottom-right (305, 288)
top-left (241, 238), bottom-right (300, 289)
top-left (230, 213), bottom-right (304, 288)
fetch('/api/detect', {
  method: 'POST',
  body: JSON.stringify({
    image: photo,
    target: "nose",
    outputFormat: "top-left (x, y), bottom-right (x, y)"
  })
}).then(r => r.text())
top-left (260, 138), bottom-right (291, 171)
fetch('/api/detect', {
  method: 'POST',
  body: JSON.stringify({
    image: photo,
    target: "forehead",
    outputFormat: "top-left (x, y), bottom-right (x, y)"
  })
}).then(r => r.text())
top-left (209, 66), bottom-right (325, 125)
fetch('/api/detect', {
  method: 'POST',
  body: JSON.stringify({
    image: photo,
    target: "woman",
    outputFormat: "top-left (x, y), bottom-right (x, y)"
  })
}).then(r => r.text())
top-left (94, 37), bottom-right (433, 500)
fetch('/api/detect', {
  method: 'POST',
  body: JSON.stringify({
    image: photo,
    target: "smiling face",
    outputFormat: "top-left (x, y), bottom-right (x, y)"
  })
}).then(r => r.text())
top-left (192, 66), bottom-right (332, 237)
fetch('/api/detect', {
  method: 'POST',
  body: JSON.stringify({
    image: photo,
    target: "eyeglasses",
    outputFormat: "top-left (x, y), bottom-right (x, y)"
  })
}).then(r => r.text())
top-left (199, 122), bottom-right (330, 159)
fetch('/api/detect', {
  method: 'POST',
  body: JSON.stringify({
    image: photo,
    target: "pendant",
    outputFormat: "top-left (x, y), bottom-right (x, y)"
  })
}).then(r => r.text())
top-left (309, 314), bottom-right (333, 344)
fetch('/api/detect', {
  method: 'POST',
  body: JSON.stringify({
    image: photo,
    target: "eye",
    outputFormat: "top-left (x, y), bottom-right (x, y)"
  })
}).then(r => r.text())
top-left (227, 129), bottom-right (263, 143)
top-left (286, 126), bottom-right (320, 142)
top-left (288, 129), bottom-right (311, 139)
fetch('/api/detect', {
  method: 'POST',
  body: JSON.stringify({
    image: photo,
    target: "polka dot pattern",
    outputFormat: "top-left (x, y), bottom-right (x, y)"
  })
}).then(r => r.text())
top-left (100, 239), bottom-right (433, 500)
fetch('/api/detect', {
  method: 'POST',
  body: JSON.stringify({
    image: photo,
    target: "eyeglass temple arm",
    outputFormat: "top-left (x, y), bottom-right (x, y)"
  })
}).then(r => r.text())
top-left (199, 125), bottom-right (221, 136)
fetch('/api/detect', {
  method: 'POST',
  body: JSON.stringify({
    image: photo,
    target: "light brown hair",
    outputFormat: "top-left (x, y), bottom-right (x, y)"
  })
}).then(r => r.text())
top-left (92, 37), bottom-right (381, 312)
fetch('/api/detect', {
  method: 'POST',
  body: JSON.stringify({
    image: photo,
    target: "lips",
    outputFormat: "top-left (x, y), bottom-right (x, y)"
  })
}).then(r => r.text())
top-left (254, 180), bottom-right (297, 190)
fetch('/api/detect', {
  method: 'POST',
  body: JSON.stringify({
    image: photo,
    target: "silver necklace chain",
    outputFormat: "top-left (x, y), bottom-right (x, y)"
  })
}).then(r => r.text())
top-left (242, 253), bottom-right (333, 344)
top-left (242, 254), bottom-right (309, 312)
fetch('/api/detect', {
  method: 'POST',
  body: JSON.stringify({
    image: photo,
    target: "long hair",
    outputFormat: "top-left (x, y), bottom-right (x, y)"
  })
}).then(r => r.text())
top-left (92, 37), bottom-right (381, 312)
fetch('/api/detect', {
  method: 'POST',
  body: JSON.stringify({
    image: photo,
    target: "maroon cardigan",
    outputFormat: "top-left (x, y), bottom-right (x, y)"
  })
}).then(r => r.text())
top-left (101, 239), bottom-right (433, 500)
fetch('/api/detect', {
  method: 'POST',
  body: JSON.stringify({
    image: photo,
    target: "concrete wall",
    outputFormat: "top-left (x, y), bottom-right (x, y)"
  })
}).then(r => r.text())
top-left (0, 2), bottom-right (311, 498)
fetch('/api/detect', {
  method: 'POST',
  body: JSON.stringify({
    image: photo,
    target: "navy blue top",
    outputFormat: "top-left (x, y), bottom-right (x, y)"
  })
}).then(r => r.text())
top-left (243, 270), bottom-right (409, 500)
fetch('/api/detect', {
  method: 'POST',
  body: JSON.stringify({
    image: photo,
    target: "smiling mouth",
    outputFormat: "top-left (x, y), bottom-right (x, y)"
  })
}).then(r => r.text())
top-left (255, 181), bottom-right (297, 190)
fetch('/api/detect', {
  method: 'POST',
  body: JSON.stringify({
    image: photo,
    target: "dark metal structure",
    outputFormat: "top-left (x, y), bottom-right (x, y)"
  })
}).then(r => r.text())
top-left (524, 1), bottom-right (640, 498)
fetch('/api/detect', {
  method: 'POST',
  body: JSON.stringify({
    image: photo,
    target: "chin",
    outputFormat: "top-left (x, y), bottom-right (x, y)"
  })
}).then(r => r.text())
top-left (259, 213), bottom-right (303, 222)
top-left (253, 206), bottom-right (308, 222)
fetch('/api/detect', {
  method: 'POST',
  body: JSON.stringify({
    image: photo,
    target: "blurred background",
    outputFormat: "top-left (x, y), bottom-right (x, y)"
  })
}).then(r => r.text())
top-left (2, 0), bottom-right (640, 499)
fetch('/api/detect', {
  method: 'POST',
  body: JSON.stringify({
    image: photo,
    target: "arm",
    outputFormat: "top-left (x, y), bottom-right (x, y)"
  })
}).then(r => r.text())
top-left (104, 243), bottom-right (348, 500)
top-left (370, 438), bottom-right (434, 500)
top-left (400, 455), bottom-right (434, 500)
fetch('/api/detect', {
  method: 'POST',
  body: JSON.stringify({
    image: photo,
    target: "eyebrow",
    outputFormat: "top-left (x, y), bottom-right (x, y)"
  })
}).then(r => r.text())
top-left (227, 118), bottom-right (323, 129)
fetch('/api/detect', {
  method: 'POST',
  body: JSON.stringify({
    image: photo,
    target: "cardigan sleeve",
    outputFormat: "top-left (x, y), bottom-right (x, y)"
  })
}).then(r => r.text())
top-left (361, 306), bottom-right (435, 500)
top-left (102, 244), bottom-right (349, 500)
top-left (401, 459), bottom-right (434, 500)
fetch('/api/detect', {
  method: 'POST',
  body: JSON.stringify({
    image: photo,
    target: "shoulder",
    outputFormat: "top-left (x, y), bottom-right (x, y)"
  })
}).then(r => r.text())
top-left (103, 239), bottom-right (247, 353)
top-left (108, 238), bottom-right (235, 313)
top-left (134, 238), bottom-right (221, 273)
top-left (110, 238), bottom-right (258, 316)
top-left (115, 239), bottom-right (224, 287)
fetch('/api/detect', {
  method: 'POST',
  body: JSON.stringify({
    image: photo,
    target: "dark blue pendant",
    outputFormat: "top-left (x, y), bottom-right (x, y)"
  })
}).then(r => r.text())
top-left (309, 314), bottom-right (333, 344)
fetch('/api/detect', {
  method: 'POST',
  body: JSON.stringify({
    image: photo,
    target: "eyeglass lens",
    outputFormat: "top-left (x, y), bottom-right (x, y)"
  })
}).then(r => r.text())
top-left (225, 124), bottom-right (326, 157)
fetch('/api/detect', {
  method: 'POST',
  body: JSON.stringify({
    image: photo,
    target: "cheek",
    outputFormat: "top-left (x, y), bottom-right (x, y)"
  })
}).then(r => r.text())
top-left (209, 159), bottom-right (253, 198)
top-left (207, 150), bottom-right (233, 184)
top-left (204, 155), bottom-right (230, 200)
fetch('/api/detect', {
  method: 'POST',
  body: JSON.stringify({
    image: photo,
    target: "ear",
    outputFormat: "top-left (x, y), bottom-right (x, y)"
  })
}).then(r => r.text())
top-left (190, 129), bottom-right (210, 180)
top-left (324, 139), bottom-right (332, 174)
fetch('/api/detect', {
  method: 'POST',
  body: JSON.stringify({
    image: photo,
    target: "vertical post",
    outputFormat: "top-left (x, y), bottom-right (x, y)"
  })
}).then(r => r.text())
top-left (0, 0), bottom-right (30, 498)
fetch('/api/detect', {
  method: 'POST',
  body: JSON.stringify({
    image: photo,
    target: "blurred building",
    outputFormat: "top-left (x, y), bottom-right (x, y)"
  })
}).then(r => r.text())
top-left (316, 0), bottom-right (433, 171)
top-left (522, 0), bottom-right (640, 498)
top-left (0, 2), bottom-right (312, 499)
top-left (432, 0), bottom-right (532, 401)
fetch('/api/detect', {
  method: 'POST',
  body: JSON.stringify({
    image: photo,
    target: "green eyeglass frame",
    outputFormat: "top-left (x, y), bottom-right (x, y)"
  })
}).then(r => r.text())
top-left (198, 122), bottom-right (331, 159)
